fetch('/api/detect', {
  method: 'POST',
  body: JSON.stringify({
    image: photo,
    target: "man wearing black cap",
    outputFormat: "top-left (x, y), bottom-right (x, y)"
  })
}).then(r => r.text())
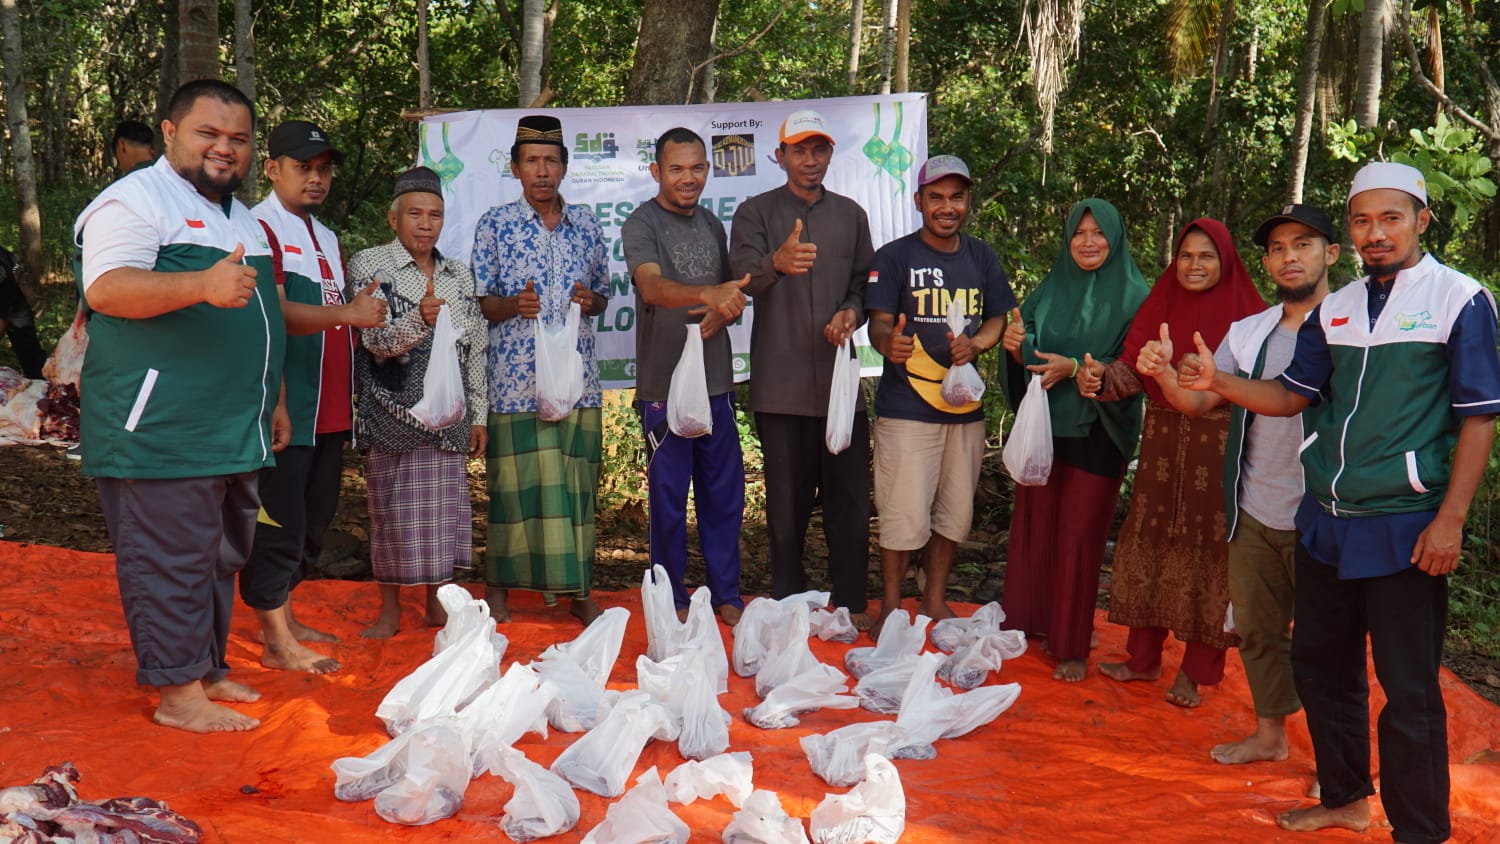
top-left (243, 120), bottom-right (388, 672)
top-left (349, 166), bottom-right (489, 639)
top-left (1137, 204), bottom-right (1338, 766)
top-left (473, 114), bottom-right (610, 626)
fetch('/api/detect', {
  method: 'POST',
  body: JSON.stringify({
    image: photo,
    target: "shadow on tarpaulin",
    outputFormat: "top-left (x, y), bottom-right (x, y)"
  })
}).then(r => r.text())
top-left (1, 541), bottom-right (1497, 843)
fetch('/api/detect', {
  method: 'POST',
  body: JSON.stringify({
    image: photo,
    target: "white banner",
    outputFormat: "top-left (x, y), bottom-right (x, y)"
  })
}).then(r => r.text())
top-left (420, 94), bottom-right (928, 388)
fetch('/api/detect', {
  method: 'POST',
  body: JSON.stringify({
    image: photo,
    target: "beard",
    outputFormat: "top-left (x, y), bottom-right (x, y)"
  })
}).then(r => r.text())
top-left (1275, 276), bottom-right (1322, 303)
top-left (1360, 258), bottom-right (1405, 281)
top-left (178, 161), bottom-right (243, 200)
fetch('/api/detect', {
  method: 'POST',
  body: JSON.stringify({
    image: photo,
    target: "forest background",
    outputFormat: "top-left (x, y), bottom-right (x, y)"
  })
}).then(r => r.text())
top-left (1, 0), bottom-right (1498, 671)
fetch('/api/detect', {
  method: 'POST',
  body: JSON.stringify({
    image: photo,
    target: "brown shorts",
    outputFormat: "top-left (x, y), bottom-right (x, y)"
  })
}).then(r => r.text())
top-left (873, 416), bottom-right (984, 551)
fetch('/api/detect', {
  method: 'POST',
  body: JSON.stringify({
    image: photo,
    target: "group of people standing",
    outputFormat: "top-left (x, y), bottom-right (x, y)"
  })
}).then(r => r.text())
top-left (998, 168), bottom-right (1498, 842)
top-left (73, 78), bottom-right (1497, 843)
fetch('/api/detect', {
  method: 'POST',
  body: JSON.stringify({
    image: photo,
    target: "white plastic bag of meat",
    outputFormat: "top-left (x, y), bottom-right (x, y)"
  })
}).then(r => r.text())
top-left (535, 301), bottom-right (585, 421)
top-left (490, 746), bottom-right (580, 842)
top-left (371, 722), bottom-right (471, 826)
top-left (580, 767), bottom-right (690, 844)
top-left (642, 564), bottom-right (686, 661)
top-left (432, 582), bottom-right (507, 656)
top-left (667, 323), bottom-right (713, 438)
top-left (537, 606), bottom-right (629, 732)
top-left (929, 601), bottom-right (1007, 653)
top-left (939, 296), bottom-right (986, 406)
top-left (744, 669), bottom-right (858, 730)
top-left (800, 722), bottom-right (898, 788)
top-left (551, 690), bottom-right (680, 798)
top-left (843, 610), bottom-right (930, 679)
top-left (888, 653), bottom-right (1022, 760)
top-left (808, 754), bottom-right (905, 844)
top-left (937, 630), bottom-right (1028, 690)
top-left (722, 789), bottom-right (811, 844)
top-left (663, 751), bottom-right (753, 808)
top-left (852, 654), bottom-right (924, 714)
top-left (464, 663), bottom-right (557, 777)
top-left (376, 608), bottom-right (500, 737)
top-left (809, 607), bottom-right (859, 644)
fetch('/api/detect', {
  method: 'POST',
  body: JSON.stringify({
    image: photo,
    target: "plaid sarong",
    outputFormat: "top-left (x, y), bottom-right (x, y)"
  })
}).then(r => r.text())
top-left (366, 445), bottom-right (472, 585)
top-left (485, 409), bottom-right (602, 597)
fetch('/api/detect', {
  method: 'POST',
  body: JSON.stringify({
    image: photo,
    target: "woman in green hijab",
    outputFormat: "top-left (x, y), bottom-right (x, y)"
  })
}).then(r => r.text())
top-left (1000, 198), bottom-right (1150, 682)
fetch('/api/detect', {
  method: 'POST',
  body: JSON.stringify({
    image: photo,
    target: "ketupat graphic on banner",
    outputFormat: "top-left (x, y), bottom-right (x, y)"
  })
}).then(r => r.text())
top-left (420, 94), bottom-right (928, 389)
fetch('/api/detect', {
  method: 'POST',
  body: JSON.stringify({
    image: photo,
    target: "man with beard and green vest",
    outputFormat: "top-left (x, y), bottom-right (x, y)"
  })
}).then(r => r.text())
top-left (244, 120), bottom-right (387, 675)
top-left (74, 79), bottom-right (287, 734)
top-left (1184, 162), bottom-right (1500, 842)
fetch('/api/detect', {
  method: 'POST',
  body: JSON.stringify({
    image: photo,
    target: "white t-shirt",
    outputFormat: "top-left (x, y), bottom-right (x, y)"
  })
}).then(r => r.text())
top-left (1215, 324), bottom-right (1304, 530)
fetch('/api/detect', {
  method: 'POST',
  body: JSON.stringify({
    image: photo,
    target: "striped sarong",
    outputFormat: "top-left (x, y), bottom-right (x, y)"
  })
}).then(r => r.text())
top-left (485, 409), bottom-right (601, 598)
top-left (366, 445), bottom-right (472, 585)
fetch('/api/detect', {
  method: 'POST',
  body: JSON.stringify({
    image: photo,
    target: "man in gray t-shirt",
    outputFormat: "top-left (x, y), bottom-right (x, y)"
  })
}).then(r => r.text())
top-left (1136, 204), bottom-right (1339, 766)
top-left (621, 127), bottom-right (751, 624)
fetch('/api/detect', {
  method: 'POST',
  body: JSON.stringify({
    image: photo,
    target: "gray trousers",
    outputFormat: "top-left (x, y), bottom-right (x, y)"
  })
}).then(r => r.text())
top-left (97, 473), bottom-right (260, 687)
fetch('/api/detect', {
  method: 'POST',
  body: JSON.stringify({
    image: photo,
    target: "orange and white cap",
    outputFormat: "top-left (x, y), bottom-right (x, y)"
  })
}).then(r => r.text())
top-left (779, 110), bottom-right (835, 145)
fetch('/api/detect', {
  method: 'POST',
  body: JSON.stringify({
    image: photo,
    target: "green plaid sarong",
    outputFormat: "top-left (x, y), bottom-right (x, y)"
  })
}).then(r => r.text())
top-left (485, 409), bottom-right (602, 596)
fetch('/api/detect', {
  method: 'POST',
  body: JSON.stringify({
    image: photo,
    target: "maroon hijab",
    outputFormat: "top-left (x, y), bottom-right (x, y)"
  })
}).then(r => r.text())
top-left (1124, 218), bottom-right (1266, 408)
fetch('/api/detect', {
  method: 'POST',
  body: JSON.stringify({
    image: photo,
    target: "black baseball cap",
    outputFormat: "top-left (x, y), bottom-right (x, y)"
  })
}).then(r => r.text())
top-left (1252, 204), bottom-right (1337, 249)
top-left (267, 120), bottom-right (343, 164)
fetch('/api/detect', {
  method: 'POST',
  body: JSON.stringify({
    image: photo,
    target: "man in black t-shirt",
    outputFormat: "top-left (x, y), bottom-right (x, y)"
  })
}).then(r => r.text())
top-left (622, 127), bottom-right (751, 625)
top-left (865, 155), bottom-right (1014, 638)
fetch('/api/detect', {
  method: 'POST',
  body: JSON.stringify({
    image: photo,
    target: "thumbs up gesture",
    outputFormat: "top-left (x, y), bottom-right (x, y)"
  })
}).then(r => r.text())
top-left (885, 313), bottom-right (914, 363)
top-left (1136, 322), bottom-right (1174, 378)
top-left (419, 274), bottom-right (445, 326)
top-left (772, 218), bottom-right (817, 276)
top-left (1077, 352), bottom-right (1104, 397)
top-left (701, 273), bottom-right (750, 320)
top-left (202, 243), bottom-right (258, 309)
top-left (1178, 331), bottom-right (1218, 391)
top-left (516, 278), bottom-right (540, 319)
top-left (1001, 307), bottom-right (1025, 354)
top-left (343, 278), bottom-right (389, 329)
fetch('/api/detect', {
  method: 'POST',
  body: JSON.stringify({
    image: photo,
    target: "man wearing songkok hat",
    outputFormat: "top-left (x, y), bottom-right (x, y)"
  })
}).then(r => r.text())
top-left (1183, 162), bottom-right (1500, 842)
top-left (472, 114), bottom-right (610, 626)
top-left (729, 108), bottom-right (876, 628)
top-left (348, 166), bottom-right (489, 639)
top-left (243, 120), bottom-right (387, 672)
top-left (864, 155), bottom-right (1014, 639)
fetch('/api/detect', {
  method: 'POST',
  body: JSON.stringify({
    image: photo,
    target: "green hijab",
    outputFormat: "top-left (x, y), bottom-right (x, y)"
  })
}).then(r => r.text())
top-left (1004, 198), bottom-right (1151, 460)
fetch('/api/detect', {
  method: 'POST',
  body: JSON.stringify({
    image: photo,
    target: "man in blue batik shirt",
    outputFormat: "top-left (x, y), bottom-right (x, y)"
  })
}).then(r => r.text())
top-left (1185, 162), bottom-right (1500, 844)
top-left (472, 114), bottom-right (610, 627)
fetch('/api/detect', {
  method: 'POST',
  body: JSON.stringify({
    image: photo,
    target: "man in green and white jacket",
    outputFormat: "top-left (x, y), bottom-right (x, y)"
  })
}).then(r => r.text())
top-left (74, 80), bottom-right (286, 734)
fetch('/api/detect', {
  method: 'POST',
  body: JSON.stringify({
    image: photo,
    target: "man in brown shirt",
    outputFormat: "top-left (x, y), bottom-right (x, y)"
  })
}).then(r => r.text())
top-left (729, 109), bottom-right (875, 626)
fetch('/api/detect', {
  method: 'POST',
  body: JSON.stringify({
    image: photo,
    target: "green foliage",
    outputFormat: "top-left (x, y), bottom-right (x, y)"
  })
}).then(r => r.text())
top-left (1392, 115), bottom-right (1497, 230)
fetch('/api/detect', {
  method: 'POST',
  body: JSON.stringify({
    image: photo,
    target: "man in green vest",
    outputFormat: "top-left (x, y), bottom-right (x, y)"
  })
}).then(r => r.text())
top-left (1184, 163), bottom-right (1500, 842)
top-left (244, 120), bottom-right (386, 674)
top-left (74, 79), bottom-right (286, 733)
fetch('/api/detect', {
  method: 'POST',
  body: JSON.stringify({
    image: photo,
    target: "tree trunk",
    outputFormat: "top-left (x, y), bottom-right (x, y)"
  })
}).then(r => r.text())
top-left (158, 0), bottom-right (179, 122)
top-left (417, 0), bottom-right (431, 108)
top-left (624, 0), bottom-right (721, 106)
top-left (1286, 0), bottom-right (1327, 203)
top-left (846, 0), bottom-right (863, 92)
top-left (233, 0), bottom-right (255, 201)
top-left (0, 0), bottom-right (42, 294)
top-left (1354, 0), bottom-right (1389, 129)
top-left (893, 0), bottom-right (910, 93)
top-left (1426, 3), bottom-right (1443, 122)
top-left (518, 0), bottom-right (545, 107)
top-left (878, 0), bottom-right (896, 95)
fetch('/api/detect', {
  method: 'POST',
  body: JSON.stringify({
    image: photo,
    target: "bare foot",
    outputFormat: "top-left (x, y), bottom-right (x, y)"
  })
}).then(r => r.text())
top-left (1275, 800), bottom-right (1370, 834)
top-left (1211, 719), bottom-right (1289, 764)
top-left (867, 609), bottom-right (892, 642)
top-left (1099, 661), bottom-right (1161, 683)
top-left (261, 639), bottom-right (340, 674)
top-left (360, 614), bottom-right (401, 639)
top-left (285, 616), bottom-right (338, 643)
top-left (1166, 671), bottom-right (1200, 708)
top-left (1053, 659), bottom-right (1087, 682)
top-left (570, 597), bottom-right (603, 626)
top-left (676, 607), bottom-right (690, 622)
top-left (918, 599), bottom-right (956, 622)
top-left (485, 587), bottom-right (510, 623)
top-left (848, 612), bottom-right (873, 632)
top-left (154, 699), bottom-right (259, 733)
top-left (717, 604), bottom-right (743, 626)
top-left (201, 678), bottom-right (261, 703)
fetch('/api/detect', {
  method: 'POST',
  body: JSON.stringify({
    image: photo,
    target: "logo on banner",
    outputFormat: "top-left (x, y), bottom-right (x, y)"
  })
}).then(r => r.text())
top-left (636, 138), bottom-right (655, 165)
top-left (712, 134), bottom-right (757, 177)
top-left (574, 132), bottom-right (619, 162)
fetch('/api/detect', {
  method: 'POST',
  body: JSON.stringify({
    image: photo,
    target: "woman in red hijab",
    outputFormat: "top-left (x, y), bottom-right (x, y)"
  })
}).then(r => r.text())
top-left (1098, 218), bottom-right (1266, 707)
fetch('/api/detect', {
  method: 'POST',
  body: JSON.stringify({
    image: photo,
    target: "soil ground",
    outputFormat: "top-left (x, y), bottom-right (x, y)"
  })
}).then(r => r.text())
top-left (2, 440), bottom-right (1497, 707)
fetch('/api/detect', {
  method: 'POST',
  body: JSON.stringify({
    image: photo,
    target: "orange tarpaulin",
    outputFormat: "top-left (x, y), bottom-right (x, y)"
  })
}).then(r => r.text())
top-left (1, 540), bottom-right (1498, 843)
